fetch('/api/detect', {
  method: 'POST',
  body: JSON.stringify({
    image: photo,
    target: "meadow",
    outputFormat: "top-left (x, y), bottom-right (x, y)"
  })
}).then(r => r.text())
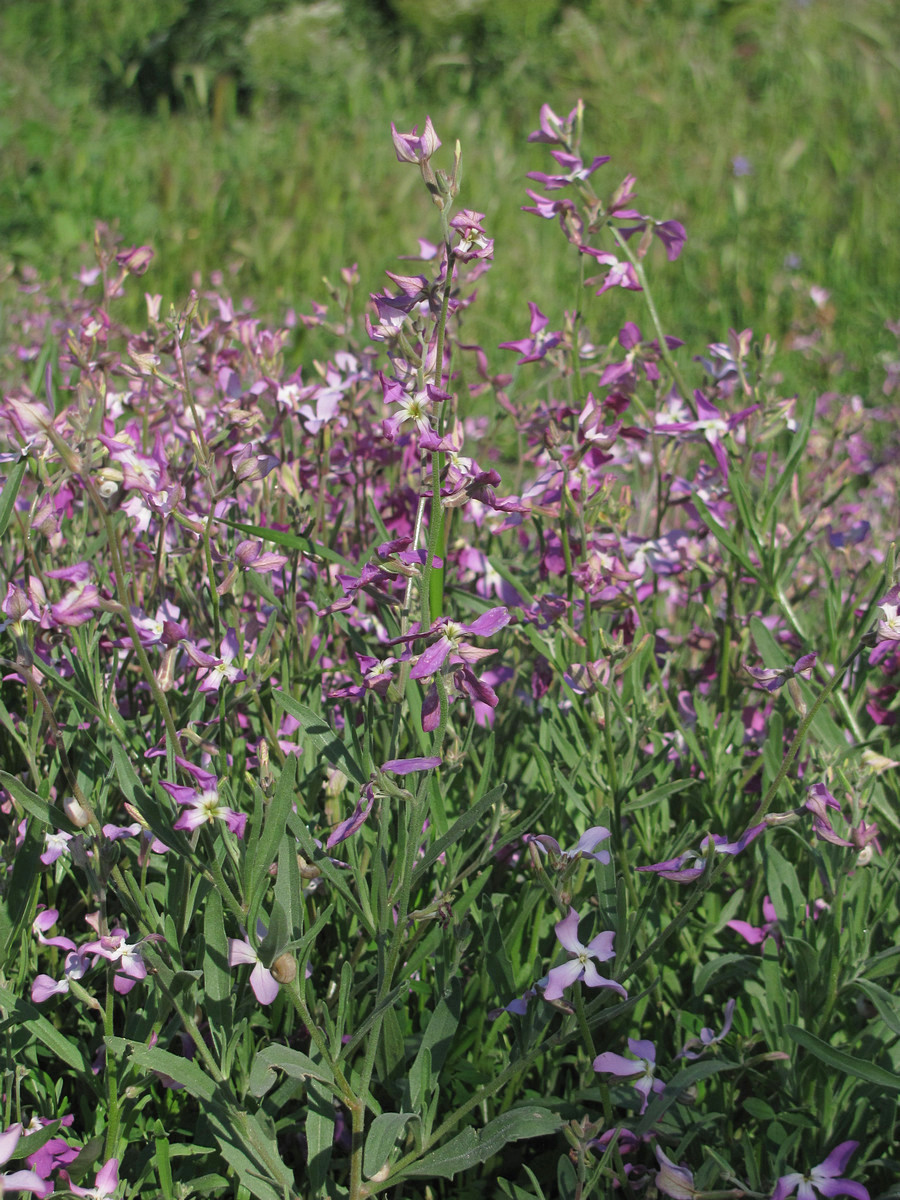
top-left (1, 2), bottom-right (899, 1197)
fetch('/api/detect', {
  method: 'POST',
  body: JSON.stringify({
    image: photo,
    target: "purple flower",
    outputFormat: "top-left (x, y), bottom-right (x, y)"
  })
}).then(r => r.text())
top-left (326, 784), bottom-right (374, 849)
top-left (746, 652), bottom-right (817, 692)
top-left (593, 1038), bottom-right (665, 1114)
top-left (654, 1145), bottom-right (697, 1199)
top-left (526, 825), bottom-right (611, 866)
top-left (399, 608), bottom-right (511, 681)
top-left (637, 823), bottom-right (766, 882)
top-left (182, 627), bottom-right (246, 695)
top-left (804, 784), bottom-right (852, 847)
top-left (772, 1141), bottom-right (869, 1200)
top-left (63, 1157), bottom-right (120, 1198)
top-left (543, 908), bottom-right (626, 1003)
top-left (391, 117), bottom-right (441, 164)
top-left (875, 585), bottom-right (900, 642)
top-left (161, 760), bottom-right (247, 838)
top-left (0, 1124), bottom-right (52, 1196)
top-left (526, 149), bottom-right (610, 190)
top-left (728, 895), bottom-right (779, 946)
top-left (527, 101), bottom-right (582, 146)
top-left (677, 998), bottom-right (736, 1060)
top-left (31, 950), bottom-right (90, 1003)
top-left (498, 302), bottom-right (563, 364)
top-left (654, 391), bottom-right (759, 482)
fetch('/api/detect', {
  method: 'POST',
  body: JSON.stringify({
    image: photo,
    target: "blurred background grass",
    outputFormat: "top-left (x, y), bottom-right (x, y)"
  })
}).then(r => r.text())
top-left (1, 0), bottom-right (897, 394)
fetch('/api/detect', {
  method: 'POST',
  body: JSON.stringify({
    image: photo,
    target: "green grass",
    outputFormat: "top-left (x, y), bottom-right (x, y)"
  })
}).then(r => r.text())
top-left (1, 0), bottom-right (898, 395)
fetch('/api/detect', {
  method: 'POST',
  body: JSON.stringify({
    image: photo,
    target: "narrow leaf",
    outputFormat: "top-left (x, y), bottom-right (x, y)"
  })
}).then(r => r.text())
top-left (786, 1023), bottom-right (900, 1090)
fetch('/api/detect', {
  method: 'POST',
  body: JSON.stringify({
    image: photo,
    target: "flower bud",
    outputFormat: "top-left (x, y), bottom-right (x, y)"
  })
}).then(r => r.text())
top-left (63, 795), bottom-right (91, 829)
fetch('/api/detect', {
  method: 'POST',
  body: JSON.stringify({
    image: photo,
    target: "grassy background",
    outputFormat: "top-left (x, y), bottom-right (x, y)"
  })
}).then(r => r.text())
top-left (1, 0), bottom-right (898, 395)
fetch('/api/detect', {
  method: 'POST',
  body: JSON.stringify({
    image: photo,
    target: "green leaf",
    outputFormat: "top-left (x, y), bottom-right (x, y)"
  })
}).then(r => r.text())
top-left (205, 1104), bottom-right (294, 1200)
top-left (106, 1037), bottom-right (217, 1101)
top-left (692, 492), bottom-right (758, 575)
top-left (412, 785), bottom-right (505, 883)
top-left (0, 457), bottom-right (27, 540)
top-left (403, 1108), bottom-right (563, 1180)
top-left (852, 978), bottom-right (900, 1037)
top-left (0, 770), bottom-right (78, 832)
top-left (203, 888), bottom-right (232, 1049)
top-left (364, 1113), bottom-right (418, 1180)
top-left (248, 1046), bottom-right (334, 1098)
top-left (271, 692), bottom-right (367, 785)
top-left (305, 1076), bottom-right (335, 1197)
top-left (785, 1024), bottom-right (900, 1090)
top-left (0, 985), bottom-right (91, 1074)
top-left (110, 741), bottom-right (194, 858)
top-left (247, 755), bottom-right (297, 910)
top-left (216, 514), bottom-right (356, 569)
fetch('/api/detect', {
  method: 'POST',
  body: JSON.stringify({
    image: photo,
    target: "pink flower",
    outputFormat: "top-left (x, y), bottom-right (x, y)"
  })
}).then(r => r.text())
top-left (63, 1157), bottom-right (120, 1198)
top-left (228, 922), bottom-right (281, 1006)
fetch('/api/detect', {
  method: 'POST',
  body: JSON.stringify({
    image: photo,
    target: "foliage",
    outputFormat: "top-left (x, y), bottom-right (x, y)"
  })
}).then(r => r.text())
top-left (0, 79), bottom-right (899, 1200)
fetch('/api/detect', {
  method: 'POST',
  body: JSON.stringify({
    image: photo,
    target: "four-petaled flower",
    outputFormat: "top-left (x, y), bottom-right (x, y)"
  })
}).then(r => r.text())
top-left (772, 1141), bottom-right (869, 1200)
top-left (161, 759), bottom-right (247, 838)
top-left (543, 908), bottom-right (626, 1002)
top-left (593, 1038), bottom-right (665, 1114)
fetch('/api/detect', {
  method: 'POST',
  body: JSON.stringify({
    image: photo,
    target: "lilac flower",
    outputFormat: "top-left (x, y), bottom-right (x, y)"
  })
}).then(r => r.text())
top-left (326, 784), bottom-right (374, 849)
top-left (637, 823), bottom-right (766, 882)
top-left (182, 627), bottom-right (246, 694)
top-left (400, 608), bottom-right (511, 681)
top-left (728, 895), bottom-right (779, 946)
top-left (804, 783), bottom-right (853, 847)
top-left (228, 921), bottom-right (281, 1006)
top-left (526, 825), bottom-right (611, 866)
top-left (32, 907), bottom-right (76, 951)
top-left (772, 1141), bottom-right (869, 1200)
top-left (875, 585), bottom-right (900, 641)
top-left (161, 761), bottom-right (247, 838)
top-left (63, 1157), bottom-right (121, 1198)
top-left (391, 117), bottom-right (440, 165)
top-left (32, 950), bottom-right (90, 1003)
top-left (449, 210), bottom-right (493, 262)
top-left (40, 830), bottom-right (73, 866)
top-left (0, 1123), bottom-right (53, 1196)
top-left (526, 149), bottom-right (610, 190)
top-left (654, 1145), bottom-right (697, 1199)
top-left (82, 931), bottom-right (154, 995)
top-left (381, 757), bottom-right (441, 775)
top-left (543, 908), bottom-right (626, 1002)
top-left (498, 302), bottom-right (563, 364)
top-left (593, 1038), bottom-right (665, 1114)
top-left (677, 998), bottom-right (736, 1060)
top-left (746, 652), bottom-right (817, 692)
top-left (654, 391), bottom-right (759, 482)
top-left (527, 101), bottom-right (582, 146)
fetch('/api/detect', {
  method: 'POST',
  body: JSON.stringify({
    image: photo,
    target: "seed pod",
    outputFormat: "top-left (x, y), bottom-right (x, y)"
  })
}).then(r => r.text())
top-left (270, 953), bottom-right (297, 985)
